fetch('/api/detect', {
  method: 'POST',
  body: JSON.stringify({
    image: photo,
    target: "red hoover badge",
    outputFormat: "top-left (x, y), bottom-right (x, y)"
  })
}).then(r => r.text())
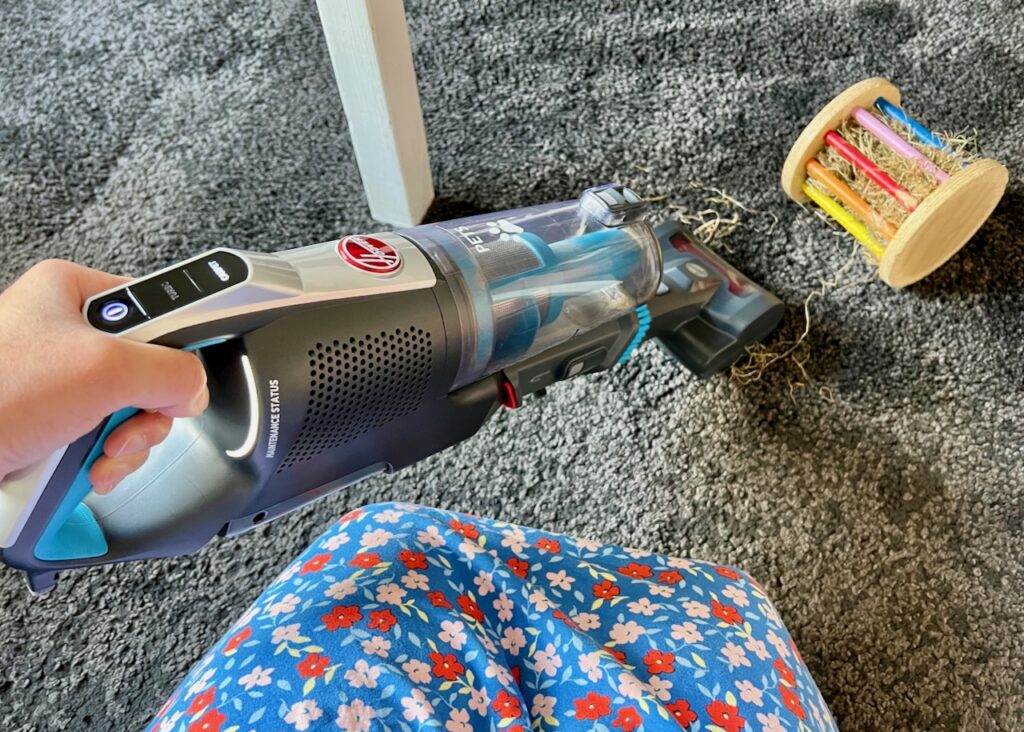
top-left (337, 235), bottom-right (403, 275)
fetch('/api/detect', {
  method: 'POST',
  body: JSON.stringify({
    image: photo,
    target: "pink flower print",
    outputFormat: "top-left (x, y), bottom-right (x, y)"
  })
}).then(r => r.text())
top-left (745, 637), bottom-right (771, 661)
top-left (757, 712), bottom-right (786, 732)
top-left (529, 588), bottom-right (554, 611)
top-left (322, 532), bottom-right (350, 551)
top-left (445, 708), bottom-right (472, 732)
top-left (683, 600), bottom-right (710, 619)
top-left (722, 583), bottom-right (750, 608)
top-left (372, 508), bottom-right (403, 524)
top-left (571, 612), bottom-right (601, 631)
top-left (375, 583), bottom-right (407, 605)
top-left (402, 571), bottom-right (429, 591)
top-left (361, 637), bottom-right (391, 658)
top-left (533, 643), bottom-right (562, 677)
top-left (492, 593), bottom-right (514, 622)
top-left (401, 689), bottom-right (434, 723)
top-left (648, 584), bottom-right (674, 598)
top-left (645, 675), bottom-right (673, 702)
top-left (401, 659), bottom-right (431, 684)
top-left (627, 597), bottom-right (658, 616)
top-left (439, 620), bottom-right (467, 650)
top-left (500, 627), bottom-right (527, 656)
top-left (545, 569), bottom-right (574, 590)
top-left (266, 593), bottom-right (301, 617)
top-left (609, 621), bottom-right (645, 644)
top-left (285, 700), bottom-right (323, 731)
top-left (468, 687), bottom-right (491, 716)
top-left (360, 528), bottom-right (393, 548)
top-left (337, 699), bottom-right (377, 732)
top-left (325, 579), bottom-right (357, 600)
top-left (671, 622), bottom-right (704, 644)
top-left (343, 659), bottom-right (381, 689)
top-left (531, 694), bottom-right (557, 719)
top-left (736, 679), bottom-right (764, 707)
top-left (500, 527), bottom-right (527, 553)
top-left (767, 630), bottom-right (791, 658)
top-left (578, 652), bottom-right (604, 682)
top-left (721, 642), bottom-right (751, 670)
top-left (473, 570), bottom-right (495, 596)
top-left (238, 665), bottom-right (273, 691)
top-left (575, 537), bottom-right (601, 552)
top-left (666, 556), bottom-right (694, 570)
top-left (617, 671), bottom-right (646, 699)
top-left (417, 525), bottom-right (445, 547)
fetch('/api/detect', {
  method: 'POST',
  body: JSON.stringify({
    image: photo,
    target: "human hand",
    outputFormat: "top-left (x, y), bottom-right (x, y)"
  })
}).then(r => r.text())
top-left (0, 260), bottom-right (209, 493)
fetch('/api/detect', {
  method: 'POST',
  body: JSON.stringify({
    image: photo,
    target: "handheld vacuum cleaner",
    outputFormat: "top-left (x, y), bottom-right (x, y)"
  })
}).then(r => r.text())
top-left (0, 185), bottom-right (783, 593)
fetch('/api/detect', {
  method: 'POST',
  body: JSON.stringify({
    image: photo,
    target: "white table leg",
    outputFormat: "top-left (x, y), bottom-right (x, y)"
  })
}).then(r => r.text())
top-left (316, 0), bottom-right (434, 227)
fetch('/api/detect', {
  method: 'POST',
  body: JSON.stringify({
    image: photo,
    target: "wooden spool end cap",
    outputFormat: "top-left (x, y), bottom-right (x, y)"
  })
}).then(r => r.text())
top-left (879, 158), bottom-right (1008, 288)
top-left (781, 78), bottom-right (902, 201)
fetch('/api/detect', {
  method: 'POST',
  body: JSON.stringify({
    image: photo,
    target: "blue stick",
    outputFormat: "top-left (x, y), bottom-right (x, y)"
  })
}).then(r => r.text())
top-left (875, 98), bottom-right (948, 151)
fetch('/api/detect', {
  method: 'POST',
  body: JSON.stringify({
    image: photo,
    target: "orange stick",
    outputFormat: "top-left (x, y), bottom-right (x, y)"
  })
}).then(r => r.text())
top-left (805, 159), bottom-right (898, 240)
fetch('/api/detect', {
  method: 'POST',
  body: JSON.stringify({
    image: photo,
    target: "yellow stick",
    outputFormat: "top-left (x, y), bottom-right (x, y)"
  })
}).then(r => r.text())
top-left (802, 182), bottom-right (886, 260)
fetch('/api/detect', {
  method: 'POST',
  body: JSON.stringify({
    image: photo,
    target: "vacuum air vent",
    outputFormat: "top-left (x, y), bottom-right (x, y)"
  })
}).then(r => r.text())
top-left (277, 327), bottom-right (433, 472)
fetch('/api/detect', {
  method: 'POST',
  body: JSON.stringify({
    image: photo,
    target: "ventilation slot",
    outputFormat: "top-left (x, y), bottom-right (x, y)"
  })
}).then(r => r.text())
top-left (277, 327), bottom-right (433, 472)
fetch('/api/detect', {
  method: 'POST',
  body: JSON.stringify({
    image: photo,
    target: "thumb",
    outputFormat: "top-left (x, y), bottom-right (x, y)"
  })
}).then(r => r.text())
top-left (108, 340), bottom-right (210, 418)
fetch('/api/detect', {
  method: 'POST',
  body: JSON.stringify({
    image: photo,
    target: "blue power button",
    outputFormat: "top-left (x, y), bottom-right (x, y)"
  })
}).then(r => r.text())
top-left (100, 300), bottom-right (131, 323)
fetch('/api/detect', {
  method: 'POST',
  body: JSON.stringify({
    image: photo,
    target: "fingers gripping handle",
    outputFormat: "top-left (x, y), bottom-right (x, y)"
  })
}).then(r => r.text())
top-left (33, 409), bottom-right (139, 560)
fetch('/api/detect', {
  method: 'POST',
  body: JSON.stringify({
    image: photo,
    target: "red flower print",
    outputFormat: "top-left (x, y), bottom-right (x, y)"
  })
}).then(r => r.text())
top-left (427, 591), bottom-right (451, 609)
top-left (780, 685), bottom-right (806, 720)
top-left (511, 665), bottom-right (522, 684)
top-left (506, 557), bottom-right (529, 579)
top-left (300, 552), bottom-right (331, 574)
top-left (508, 727), bottom-right (525, 732)
top-left (643, 649), bottom-right (676, 675)
top-left (574, 691), bottom-right (612, 721)
top-left (605, 646), bottom-right (627, 664)
top-left (492, 690), bottom-right (522, 719)
top-left (296, 652), bottom-right (330, 678)
top-left (321, 605), bottom-right (362, 631)
top-left (449, 519), bottom-right (479, 540)
top-left (398, 549), bottom-right (427, 569)
top-left (429, 651), bottom-right (465, 680)
top-left (222, 626), bottom-right (251, 654)
top-left (715, 566), bottom-right (741, 580)
top-left (592, 579), bottom-right (621, 599)
top-left (666, 699), bottom-right (697, 727)
top-left (368, 609), bottom-right (397, 632)
top-left (535, 537), bottom-right (561, 553)
top-left (774, 658), bottom-right (796, 687)
top-left (612, 707), bottom-right (643, 731)
top-left (657, 569), bottom-right (683, 585)
top-left (706, 699), bottom-right (746, 732)
top-left (340, 508), bottom-right (363, 523)
top-left (187, 708), bottom-right (226, 732)
top-left (618, 562), bottom-right (653, 579)
top-left (711, 600), bottom-right (743, 625)
top-left (348, 552), bottom-right (381, 568)
top-left (457, 594), bottom-right (484, 622)
top-left (186, 687), bottom-right (216, 715)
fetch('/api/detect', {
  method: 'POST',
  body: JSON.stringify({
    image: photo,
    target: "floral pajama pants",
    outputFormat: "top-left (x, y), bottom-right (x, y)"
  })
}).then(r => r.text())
top-left (149, 503), bottom-right (837, 732)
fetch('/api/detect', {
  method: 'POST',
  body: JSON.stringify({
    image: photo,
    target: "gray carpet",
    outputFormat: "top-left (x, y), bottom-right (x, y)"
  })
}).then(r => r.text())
top-left (1, 1), bottom-right (1022, 730)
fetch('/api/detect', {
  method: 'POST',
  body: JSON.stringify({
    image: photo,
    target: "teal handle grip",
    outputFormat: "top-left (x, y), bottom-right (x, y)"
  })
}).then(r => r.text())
top-left (33, 408), bottom-right (139, 561)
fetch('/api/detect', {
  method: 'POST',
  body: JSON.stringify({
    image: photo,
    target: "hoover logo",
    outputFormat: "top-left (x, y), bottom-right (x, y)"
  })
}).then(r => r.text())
top-left (337, 235), bottom-right (403, 275)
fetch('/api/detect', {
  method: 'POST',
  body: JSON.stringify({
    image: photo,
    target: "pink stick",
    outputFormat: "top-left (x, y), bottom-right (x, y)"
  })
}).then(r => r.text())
top-left (851, 107), bottom-right (950, 183)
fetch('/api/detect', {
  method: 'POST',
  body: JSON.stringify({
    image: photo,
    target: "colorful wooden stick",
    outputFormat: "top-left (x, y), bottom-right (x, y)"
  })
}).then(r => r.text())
top-left (851, 106), bottom-right (949, 183)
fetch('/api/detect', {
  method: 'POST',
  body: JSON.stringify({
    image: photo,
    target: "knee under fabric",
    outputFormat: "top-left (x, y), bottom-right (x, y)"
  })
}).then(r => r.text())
top-left (148, 504), bottom-right (836, 732)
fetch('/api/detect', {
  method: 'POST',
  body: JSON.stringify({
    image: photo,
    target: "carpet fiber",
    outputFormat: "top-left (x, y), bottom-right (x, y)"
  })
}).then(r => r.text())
top-left (1, 1), bottom-right (1022, 730)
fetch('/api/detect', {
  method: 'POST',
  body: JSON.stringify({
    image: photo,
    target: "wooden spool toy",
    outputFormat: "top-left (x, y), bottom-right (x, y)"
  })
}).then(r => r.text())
top-left (781, 77), bottom-right (1008, 288)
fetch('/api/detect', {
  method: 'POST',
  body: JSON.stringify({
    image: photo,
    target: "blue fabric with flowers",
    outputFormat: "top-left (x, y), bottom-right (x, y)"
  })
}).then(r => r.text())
top-left (148, 503), bottom-right (837, 732)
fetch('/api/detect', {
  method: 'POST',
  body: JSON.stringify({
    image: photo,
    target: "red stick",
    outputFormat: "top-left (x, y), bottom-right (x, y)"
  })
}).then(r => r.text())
top-left (823, 130), bottom-right (919, 212)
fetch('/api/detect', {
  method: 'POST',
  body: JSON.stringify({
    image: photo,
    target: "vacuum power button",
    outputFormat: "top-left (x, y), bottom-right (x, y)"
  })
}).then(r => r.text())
top-left (100, 300), bottom-right (131, 323)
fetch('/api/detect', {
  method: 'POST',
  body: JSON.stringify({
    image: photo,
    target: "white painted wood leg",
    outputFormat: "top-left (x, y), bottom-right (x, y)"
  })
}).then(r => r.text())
top-left (316, 0), bottom-right (434, 227)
